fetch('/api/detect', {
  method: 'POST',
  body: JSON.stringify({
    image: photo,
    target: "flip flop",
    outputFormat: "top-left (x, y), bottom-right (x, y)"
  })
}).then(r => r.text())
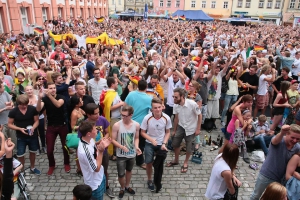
top-left (166, 161), bottom-right (179, 167)
top-left (181, 166), bottom-right (188, 173)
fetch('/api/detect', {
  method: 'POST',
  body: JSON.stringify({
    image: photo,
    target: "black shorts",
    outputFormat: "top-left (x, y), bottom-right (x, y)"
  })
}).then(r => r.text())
top-left (272, 107), bottom-right (285, 116)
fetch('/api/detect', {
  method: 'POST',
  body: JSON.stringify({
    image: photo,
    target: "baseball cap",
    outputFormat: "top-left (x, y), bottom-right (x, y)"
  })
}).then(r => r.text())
top-left (291, 80), bottom-right (299, 84)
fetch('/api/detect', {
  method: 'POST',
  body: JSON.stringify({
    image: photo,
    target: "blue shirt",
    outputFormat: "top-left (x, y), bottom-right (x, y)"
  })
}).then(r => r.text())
top-left (125, 91), bottom-right (152, 124)
top-left (86, 61), bottom-right (95, 80)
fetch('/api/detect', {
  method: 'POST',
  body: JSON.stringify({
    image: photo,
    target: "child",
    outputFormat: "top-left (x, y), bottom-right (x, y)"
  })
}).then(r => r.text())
top-left (252, 115), bottom-right (274, 156)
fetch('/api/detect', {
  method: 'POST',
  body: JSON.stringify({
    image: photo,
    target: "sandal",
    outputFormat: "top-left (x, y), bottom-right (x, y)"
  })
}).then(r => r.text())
top-left (166, 161), bottom-right (179, 167)
top-left (181, 166), bottom-right (188, 173)
top-left (138, 163), bottom-right (146, 169)
top-left (109, 155), bottom-right (117, 161)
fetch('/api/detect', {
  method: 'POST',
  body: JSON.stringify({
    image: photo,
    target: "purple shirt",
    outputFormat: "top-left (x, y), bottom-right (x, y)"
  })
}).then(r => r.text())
top-left (77, 116), bottom-right (110, 138)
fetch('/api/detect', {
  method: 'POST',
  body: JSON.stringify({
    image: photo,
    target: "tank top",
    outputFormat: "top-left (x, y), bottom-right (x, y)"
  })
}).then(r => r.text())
top-left (116, 120), bottom-right (136, 158)
top-left (33, 95), bottom-right (44, 120)
top-left (227, 114), bottom-right (238, 134)
top-left (278, 92), bottom-right (288, 104)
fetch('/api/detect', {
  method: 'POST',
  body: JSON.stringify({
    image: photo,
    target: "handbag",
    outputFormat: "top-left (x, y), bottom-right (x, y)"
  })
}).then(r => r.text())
top-left (66, 130), bottom-right (79, 149)
top-left (224, 179), bottom-right (239, 200)
top-left (233, 128), bottom-right (245, 146)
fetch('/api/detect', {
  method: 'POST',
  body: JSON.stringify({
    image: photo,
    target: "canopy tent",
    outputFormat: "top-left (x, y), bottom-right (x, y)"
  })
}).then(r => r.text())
top-left (172, 10), bottom-right (213, 21)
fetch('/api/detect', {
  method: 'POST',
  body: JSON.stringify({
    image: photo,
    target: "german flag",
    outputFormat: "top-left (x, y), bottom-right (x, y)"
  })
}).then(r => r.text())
top-left (254, 45), bottom-right (264, 51)
top-left (34, 27), bottom-right (44, 35)
top-left (172, 16), bottom-right (179, 20)
top-left (212, 25), bottom-right (217, 31)
top-left (179, 15), bottom-right (186, 21)
top-left (95, 16), bottom-right (105, 23)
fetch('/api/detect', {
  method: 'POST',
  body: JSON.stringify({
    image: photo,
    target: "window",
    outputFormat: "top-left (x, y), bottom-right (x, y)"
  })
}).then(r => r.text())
top-left (20, 7), bottom-right (28, 26)
top-left (275, 0), bottom-right (280, 8)
top-left (0, 10), bottom-right (4, 33)
top-left (223, 1), bottom-right (228, 8)
top-left (141, 8), bottom-right (144, 13)
top-left (202, 1), bottom-right (206, 8)
top-left (211, 1), bottom-right (216, 8)
top-left (112, 0), bottom-right (115, 5)
top-left (119, 0), bottom-right (121, 5)
top-left (290, 0), bottom-right (295, 8)
top-left (58, 8), bottom-right (62, 18)
top-left (80, 8), bottom-right (83, 16)
top-left (191, 1), bottom-right (196, 7)
top-left (94, 8), bottom-right (96, 15)
top-left (246, 0), bottom-right (251, 7)
top-left (298, 0), bottom-right (300, 8)
top-left (259, 0), bottom-right (264, 7)
top-left (238, 0), bottom-right (243, 7)
top-left (70, 8), bottom-right (74, 17)
top-left (167, 0), bottom-right (171, 7)
top-left (267, 0), bottom-right (272, 8)
top-left (42, 8), bottom-right (47, 22)
top-left (176, 0), bottom-right (180, 7)
top-left (159, 0), bottom-right (163, 7)
top-left (88, 8), bottom-right (90, 17)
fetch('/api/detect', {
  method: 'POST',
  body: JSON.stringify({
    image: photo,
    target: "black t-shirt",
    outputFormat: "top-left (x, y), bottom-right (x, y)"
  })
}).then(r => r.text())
top-left (239, 72), bottom-right (259, 95)
top-left (42, 94), bottom-right (66, 126)
top-left (181, 48), bottom-right (194, 56)
top-left (8, 105), bottom-right (38, 138)
top-left (272, 76), bottom-right (293, 94)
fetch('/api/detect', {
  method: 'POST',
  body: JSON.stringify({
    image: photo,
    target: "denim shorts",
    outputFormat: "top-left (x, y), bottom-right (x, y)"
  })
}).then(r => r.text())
top-left (222, 127), bottom-right (232, 140)
top-left (296, 110), bottom-right (300, 121)
top-left (17, 137), bottom-right (38, 157)
top-left (144, 142), bottom-right (161, 164)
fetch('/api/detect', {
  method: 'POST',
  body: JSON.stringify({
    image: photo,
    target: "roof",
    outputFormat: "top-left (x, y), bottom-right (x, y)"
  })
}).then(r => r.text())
top-left (172, 10), bottom-right (213, 21)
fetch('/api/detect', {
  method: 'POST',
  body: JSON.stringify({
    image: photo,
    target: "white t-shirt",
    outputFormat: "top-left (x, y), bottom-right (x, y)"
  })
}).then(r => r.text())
top-left (166, 76), bottom-right (185, 107)
top-left (111, 92), bottom-right (121, 119)
top-left (140, 113), bottom-right (172, 145)
top-left (78, 138), bottom-right (104, 190)
top-left (205, 154), bottom-right (231, 200)
top-left (257, 74), bottom-right (269, 95)
top-left (207, 70), bottom-right (225, 100)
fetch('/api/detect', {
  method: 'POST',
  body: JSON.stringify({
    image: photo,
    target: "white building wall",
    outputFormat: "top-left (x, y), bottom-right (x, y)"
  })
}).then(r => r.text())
top-left (56, 0), bottom-right (66, 5)
top-left (16, 0), bottom-right (33, 3)
top-left (39, 0), bottom-right (51, 4)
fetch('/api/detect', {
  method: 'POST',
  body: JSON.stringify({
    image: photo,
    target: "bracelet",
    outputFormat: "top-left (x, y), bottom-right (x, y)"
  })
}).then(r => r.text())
top-left (162, 143), bottom-right (166, 145)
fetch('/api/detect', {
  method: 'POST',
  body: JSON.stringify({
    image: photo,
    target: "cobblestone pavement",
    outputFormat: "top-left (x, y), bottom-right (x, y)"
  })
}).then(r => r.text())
top-left (23, 123), bottom-right (260, 200)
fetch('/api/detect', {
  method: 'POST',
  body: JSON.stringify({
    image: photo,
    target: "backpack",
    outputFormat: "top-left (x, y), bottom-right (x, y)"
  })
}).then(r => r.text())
top-left (202, 118), bottom-right (214, 131)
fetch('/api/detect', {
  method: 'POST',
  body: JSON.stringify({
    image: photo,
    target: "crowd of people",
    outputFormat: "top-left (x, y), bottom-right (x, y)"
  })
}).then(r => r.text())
top-left (0, 17), bottom-right (300, 200)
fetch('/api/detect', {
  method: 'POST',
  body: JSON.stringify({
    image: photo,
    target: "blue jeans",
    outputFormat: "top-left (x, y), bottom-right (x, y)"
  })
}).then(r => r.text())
top-left (221, 95), bottom-right (238, 122)
top-left (144, 142), bottom-right (161, 164)
top-left (253, 135), bottom-right (273, 156)
top-left (250, 173), bottom-right (276, 200)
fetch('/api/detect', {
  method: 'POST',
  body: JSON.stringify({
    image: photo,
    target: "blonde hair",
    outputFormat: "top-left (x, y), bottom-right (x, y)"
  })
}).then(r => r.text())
top-left (290, 124), bottom-right (300, 134)
top-left (260, 182), bottom-right (286, 200)
top-left (190, 80), bottom-right (201, 92)
top-left (28, 70), bottom-right (38, 86)
top-left (259, 65), bottom-right (271, 76)
top-left (258, 115), bottom-right (267, 123)
top-left (72, 68), bottom-right (80, 76)
top-left (46, 71), bottom-right (54, 83)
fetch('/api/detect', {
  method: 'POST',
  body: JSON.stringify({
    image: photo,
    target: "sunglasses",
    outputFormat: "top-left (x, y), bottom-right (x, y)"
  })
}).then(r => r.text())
top-left (38, 78), bottom-right (44, 81)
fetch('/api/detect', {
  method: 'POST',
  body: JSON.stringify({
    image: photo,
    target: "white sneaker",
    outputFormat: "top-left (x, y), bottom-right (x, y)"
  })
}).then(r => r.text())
top-left (221, 121), bottom-right (226, 127)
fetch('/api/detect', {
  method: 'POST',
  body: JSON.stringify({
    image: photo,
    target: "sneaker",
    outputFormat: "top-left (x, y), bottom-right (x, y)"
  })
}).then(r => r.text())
top-left (221, 121), bottom-right (226, 127)
top-left (41, 147), bottom-right (47, 154)
top-left (125, 187), bottom-right (135, 195)
top-left (30, 168), bottom-right (41, 175)
top-left (147, 180), bottom-right (155, 192)
top-left (47, 166), bottom-right (55, 176)
top-left (64, 164), bottom-right (71, 173)
top-left (106, 187), bottom-right (115, 198)
top-left (36, 149), bottom-right (40, 156)
top-left (118, 190), bottom-right (124, 199)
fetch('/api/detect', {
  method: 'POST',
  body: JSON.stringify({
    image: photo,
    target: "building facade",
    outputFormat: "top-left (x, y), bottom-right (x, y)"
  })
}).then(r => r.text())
top-left (184, 0), bottom-right (232, 18)
top-left (231, 0), bottom-right (283, 24)
top-left (0, 0), bottom-right (108, 34)
top-left (108, 0), bottom-right (125, 14)
top-left (152, 0), bottom-right (184, 15)
top-left (282, 0), bottom-right (300, 26)
top-left (124, 0), bottom-right (153, 14)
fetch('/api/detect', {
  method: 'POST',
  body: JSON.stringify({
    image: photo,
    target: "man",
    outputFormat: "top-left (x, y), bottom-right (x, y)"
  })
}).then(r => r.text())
top-left (275, 43), bottom-right (295, 72)
top-left (110, 59), bottom-right (123, 95)
top-left (74, 31), bottom-right (87, 50)
top-left (84, 103), bottom-right (115, 198)
top-left (86, 53), bottom-right (95, 80)
top-left (8, 94), bottom-right (40, 175)
top-left (250, 124), bottom-right (300, 200)
top-left (51, 69), bottom-right (71, 101)
top-left (292, 51), bottom-right (300, 80)
top-left (60, 58), bottom-right (72, 80)
top-left (111, 105), bottom-right (142, 199)
top-left (166, 88), bottom-right (202, 173)
top-left (237, 65), bottom-right (259, 98)
top-left (0, 79), bottom-right (15, 147)
top-left (37, 82), bottom-right (70, 175)
top-left (50, 46), bottom-right (66, 60)
top-left (88, 68), bottom-right (107, 105)
top-left (76, 54), bottom-right (87, 79)
top-left (271, 67), bottom-right (292, 103)
top-left (77, 121), bottom-right (111, 200)
top-left (74, 82), bottom-right (94, 111)
top-left (141, 98), bottom-right (171, 192)
top-left (146, 75), bottom-right (164, 102)
top-left (125, 80), bottom-right (152, 169)
top-left (206, 60), bottom-right (229, 128)
top-left (160, 57), bottom-right (185, 118)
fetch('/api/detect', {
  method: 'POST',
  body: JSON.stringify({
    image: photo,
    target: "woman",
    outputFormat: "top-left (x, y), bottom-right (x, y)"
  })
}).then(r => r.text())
top-left (186, 80), bottom-right (202, 150)
top-left (95, 57), bottom-right (105, 78)
top-left (205, 143), bottom-right (242, 200)
top-left (270, 81), bottom-right (291, 133)
top-left (49, 59), bottom-right (60, 72)
top-left (248, 56), bottom-right (257, 68)
top-left (221, 68), bottom-right (239, 126)
top-left (285, 153), bottom-right (300, 200)
top-left (25, 85), bottom-right (46, 154)
top-left (69, 95), bottom-right (85, 175)
top-left (144, 65), bottom-right (158, 83)
top-left (37, 60), bottom-right (47, 78)
top-left (260, 182), bottom-right (287, 200)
